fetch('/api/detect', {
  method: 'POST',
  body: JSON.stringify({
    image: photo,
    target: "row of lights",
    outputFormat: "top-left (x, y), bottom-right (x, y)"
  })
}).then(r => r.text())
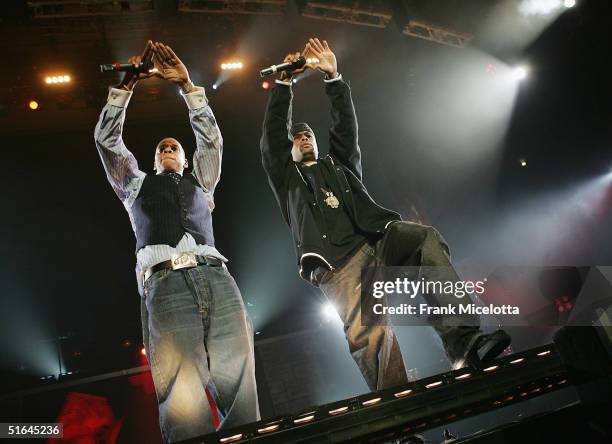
top-left (37, 341), bottom-right (147, 381)
top-left (41, 61), bottom-right (527, 87)
top-left (221, 62), bottom-right (243, 70)
top-left (45, 75), bottom-right (71, 84)
top-left (39, 370), bottom-right (79, 381)
top-left (218, 347), bottom-right (557, 443)
top-left (43, 59), bottom-right (246, 86)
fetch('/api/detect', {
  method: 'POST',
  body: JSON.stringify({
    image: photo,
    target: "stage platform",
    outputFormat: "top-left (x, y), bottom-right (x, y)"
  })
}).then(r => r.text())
top-left (182, 326), bottom-right (612, 444)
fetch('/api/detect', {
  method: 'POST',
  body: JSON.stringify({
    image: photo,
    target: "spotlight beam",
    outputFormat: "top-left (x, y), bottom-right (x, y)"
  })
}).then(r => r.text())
top-left (513, 65), bottom-right (529, 81)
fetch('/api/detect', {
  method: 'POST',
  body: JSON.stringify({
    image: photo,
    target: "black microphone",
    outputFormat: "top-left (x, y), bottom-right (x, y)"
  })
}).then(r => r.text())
top-left (260, 56), bottom-right (306, 77)
top-left (100, 60), bottom-right (154, 74)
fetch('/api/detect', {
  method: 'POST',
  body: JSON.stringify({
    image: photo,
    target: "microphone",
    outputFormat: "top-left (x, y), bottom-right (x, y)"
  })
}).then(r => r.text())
top-left (100, 60), bottom-right (154, 74)
top-left (260, 56), bottom-right (306, 77)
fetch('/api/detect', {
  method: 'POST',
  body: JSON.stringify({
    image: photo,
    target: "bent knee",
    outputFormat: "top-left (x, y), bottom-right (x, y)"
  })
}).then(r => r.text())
top-left (345, 324), bottom-right (392, 352)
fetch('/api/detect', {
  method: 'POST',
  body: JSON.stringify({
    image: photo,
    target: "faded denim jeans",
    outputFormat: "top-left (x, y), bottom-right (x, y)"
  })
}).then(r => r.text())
top-left (141, 263), bottom-right (260, 443)
top-left (318, 243), bottom-right (410, 391)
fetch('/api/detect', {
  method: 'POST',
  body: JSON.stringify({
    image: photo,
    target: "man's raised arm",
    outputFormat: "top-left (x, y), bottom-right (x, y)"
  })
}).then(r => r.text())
top-left (94, 88), bottom-right (145, 202)
top-left (185, 88), bottom-right (223, 210)
top-left (305, 38), bottom-right (362, 181)
top-left (93, 41), bottom-right (157, 202)
top-left (152, 42), bottom-right (223, 210)
top-left (260, 52), bottom-right (303, 195)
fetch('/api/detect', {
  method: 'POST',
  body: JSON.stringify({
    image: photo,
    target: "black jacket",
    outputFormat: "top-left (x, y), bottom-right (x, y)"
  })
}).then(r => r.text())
top-left (260, 78), bottom-right (401, 278)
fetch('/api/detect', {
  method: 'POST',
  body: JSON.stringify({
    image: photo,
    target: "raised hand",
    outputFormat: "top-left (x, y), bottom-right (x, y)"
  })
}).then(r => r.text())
top-left (118, 40), bottom-right (157, 90)
top-left (152, 42), bottom-right (195, 93)
top-left (278, 43), bottom-right (311, 81)
top-left (304, 38), bottom-right (338, 79)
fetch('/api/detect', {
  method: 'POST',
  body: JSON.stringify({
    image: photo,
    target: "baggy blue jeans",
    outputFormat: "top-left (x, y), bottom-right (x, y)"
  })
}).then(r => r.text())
top-left (141, 263), bottom-right (260, 443)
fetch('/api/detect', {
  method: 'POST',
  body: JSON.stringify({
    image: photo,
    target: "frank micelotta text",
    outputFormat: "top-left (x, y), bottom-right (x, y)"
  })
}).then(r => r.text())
top-left (371, 303), bottom-right (520, 315)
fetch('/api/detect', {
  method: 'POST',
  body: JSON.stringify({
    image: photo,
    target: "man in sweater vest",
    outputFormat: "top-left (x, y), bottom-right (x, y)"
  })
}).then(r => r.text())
top-left (260, 38), bottom-right (511, 392)
top-left (94, 41), bottom-right (259, 443)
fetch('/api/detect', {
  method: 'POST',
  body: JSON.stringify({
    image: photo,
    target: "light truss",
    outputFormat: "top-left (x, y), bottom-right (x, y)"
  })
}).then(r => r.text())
top-left (402, 19), bottom-right (473, 48)
top-left (178, 0), bottom-right (287, 15)
top-left (301, 1), bottom-right (392, 28)
top-left (28, 0), bottom-right (153, 18)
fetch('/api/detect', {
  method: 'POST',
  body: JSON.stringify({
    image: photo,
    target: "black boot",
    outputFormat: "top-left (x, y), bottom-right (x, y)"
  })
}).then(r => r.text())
top-left (390, 434), bottom-right (427, 444)
top-left (463, 329), bottom-right (511, 369)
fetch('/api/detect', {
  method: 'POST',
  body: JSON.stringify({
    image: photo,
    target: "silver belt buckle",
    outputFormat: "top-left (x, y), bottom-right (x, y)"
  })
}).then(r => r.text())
top-left (171, 252), bottom-right (198, 270)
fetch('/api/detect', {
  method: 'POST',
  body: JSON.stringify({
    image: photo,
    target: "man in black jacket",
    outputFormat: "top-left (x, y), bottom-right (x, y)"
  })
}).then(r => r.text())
top-left (260, 38), bottom-right (510, 391)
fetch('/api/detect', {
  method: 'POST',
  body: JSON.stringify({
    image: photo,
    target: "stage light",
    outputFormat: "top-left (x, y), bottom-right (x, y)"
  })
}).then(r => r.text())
top-left (293, 414), bottom-right (315, 425)
top-left (261, 80), bottom-right (270, 90)
top-left (221, 61), bottom-right (243, 71)
top-left (329, 406), bottom-right (349, 415)
top-left (518, 0), bottom-right (575, 15)
top-left (28, 100), bottom-right (39, 110)
top-left (45, 74), bottom-right (71, 85)
top-left (455, 373), bottom-right (472, 380)
top-left (140, 346), bottom-right (146, 356)
top-left (212, 84), bottom-right (218, 90)
top-left (322, 302), bottom-right (337, 320)
top-left (362, 397), bottom-right (382, 406)
top-left (513, 66), bottom-right (528, 81)
top-left (520, 158), bottom-right (527, 167)
top-left (220, 433), bottom-right (243, 443)
top-left (257, 424), bottom-right (280, 434)
top-left (519, 0), bottom-right (561, 16)
top-left (394, 389), bottom-right (413, 398)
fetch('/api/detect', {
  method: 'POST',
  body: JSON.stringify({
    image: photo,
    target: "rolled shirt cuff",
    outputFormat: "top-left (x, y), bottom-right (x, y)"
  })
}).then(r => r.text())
top-left (323, 73), bottom-right (342, 83)
top-left (275, 74), bottom-right (341, 86)
top-left (180, 86), bottom-right (208, 110)
top-left (107, 87), bottom-right (133, 108)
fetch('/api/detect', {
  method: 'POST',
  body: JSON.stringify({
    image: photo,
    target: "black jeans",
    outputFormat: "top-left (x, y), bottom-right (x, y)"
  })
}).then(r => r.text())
top-left (317, 243), bottom-right (410, 391)
top-left (378, 221), bottom-right (482, 363)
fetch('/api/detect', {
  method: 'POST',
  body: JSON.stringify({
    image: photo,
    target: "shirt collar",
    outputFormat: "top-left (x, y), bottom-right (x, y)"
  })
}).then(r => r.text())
top-left (158, 170), bottom-right (183, 176)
